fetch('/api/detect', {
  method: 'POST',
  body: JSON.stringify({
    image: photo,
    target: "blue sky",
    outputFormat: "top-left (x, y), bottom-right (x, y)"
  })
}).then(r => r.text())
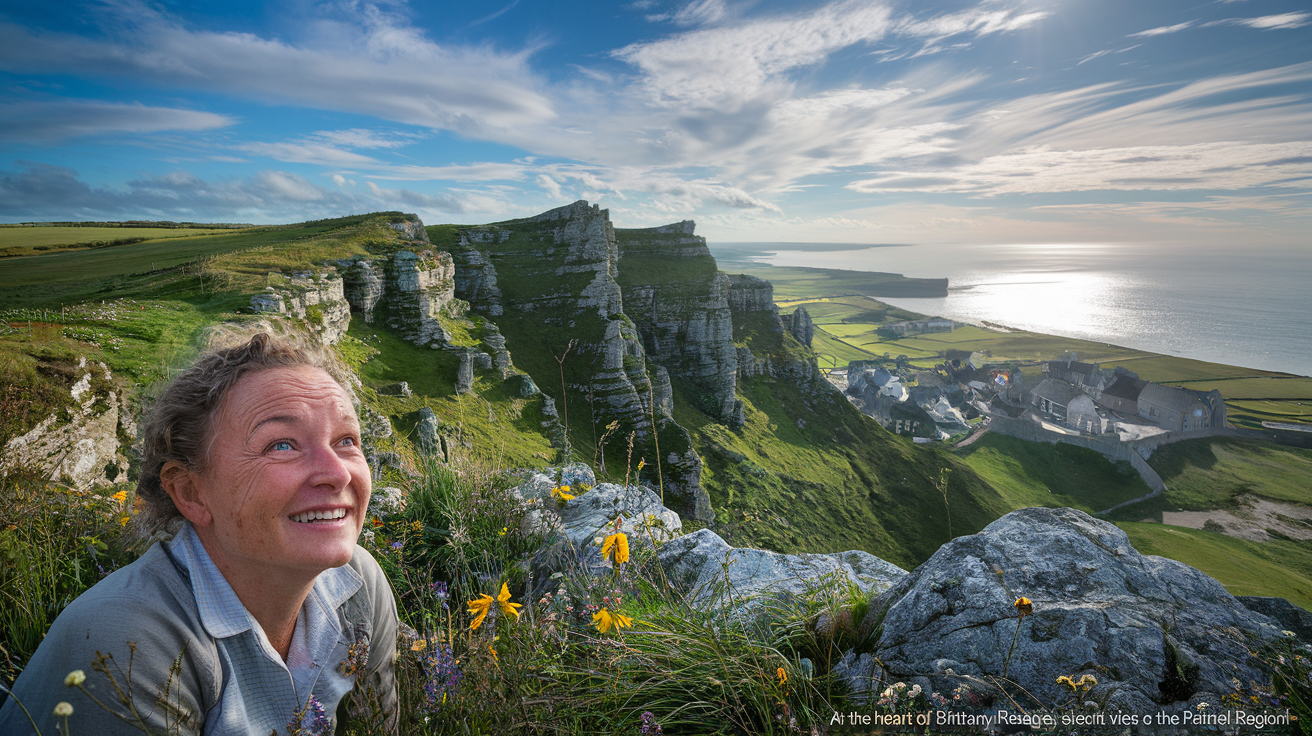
top-left (1, 0), bottom-right (1309, 246)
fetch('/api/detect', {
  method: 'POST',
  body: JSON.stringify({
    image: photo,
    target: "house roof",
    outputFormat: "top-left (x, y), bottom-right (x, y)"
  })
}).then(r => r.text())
top-left (1139, 383), bottom-right (1205, 413)
top-left (1102, 375), bottom-right (1146, 401)
top-left (1031, 377), bottom-right (1084, 406)
top-left (1052, 360), bottom-right (1099, 377)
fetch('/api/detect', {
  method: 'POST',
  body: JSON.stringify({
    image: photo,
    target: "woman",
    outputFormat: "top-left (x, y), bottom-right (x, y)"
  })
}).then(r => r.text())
top-left (0, 325), bottom-right (398, 735)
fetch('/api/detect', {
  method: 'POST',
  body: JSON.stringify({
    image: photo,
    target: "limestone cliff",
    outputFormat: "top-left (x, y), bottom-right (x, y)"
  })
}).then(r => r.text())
top-left (615, 222), bottom-right (741, 428)
top-left (0, 358), bottom-right (130, 490)
top-left (250, 269), bottom-right (352, 344)
top-left (441, 201), bottom-right (712, 521)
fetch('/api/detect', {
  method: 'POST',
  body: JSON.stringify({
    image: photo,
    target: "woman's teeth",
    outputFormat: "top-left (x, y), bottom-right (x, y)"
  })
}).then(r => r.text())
top-left (290, 508), bottom-right (347, 523)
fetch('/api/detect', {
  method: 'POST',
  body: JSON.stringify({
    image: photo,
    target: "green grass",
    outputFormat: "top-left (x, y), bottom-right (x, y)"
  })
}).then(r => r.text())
top-left (727, 265), bottom-right (946, 301)
top-left (1118, 522), bottom-right (1312, 610)
top-left (0, 226), bottom-right (242, 258)
top-left (955, 433), bottom-right (1151, 515)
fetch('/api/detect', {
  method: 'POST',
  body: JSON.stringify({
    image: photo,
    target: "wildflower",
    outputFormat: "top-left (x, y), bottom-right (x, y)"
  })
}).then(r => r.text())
top-left (1015, 597), bottom-right (1033, 617)
top-left (119, 516), bottom-right (130, 527)
top-left (776, 667), bottom-right (787, 686)
top-left (389, 541), bottom-right (403, 551)
top-left (637, 459), bottom-right (645, 472)
top-left (53, 702), bottom-right (73, 718)
top-left (420, 643), bottom-right (461, 712)
top-left (593, 608), bottom-right (633, 634)
top-left (498, 526), bottom-right (508, 536)
top-left (602, 531), bottom-right (630, 565)
top-left (111, 490), bottom-right (128, 504)
top-left (286, 695), bottom-right (331, 736)
top-left (468, 593), bottom-right (494, 630)
top-left (1057, 675), bottom-right (1076, 691)
top-left (411, 639), bottom-right (428, 652)
top-left (551, 485), bottom-right (575, 501)
top-left (496, 582), bottom-right (522, 622)
top-left (64, 670), bottom-right (86, 687)
top-left (640, 711), bottom-right (663, 735)
top-left (488, 636), bottom-right (500, 664)
top-left (411, 520), bottom-right (424, 532)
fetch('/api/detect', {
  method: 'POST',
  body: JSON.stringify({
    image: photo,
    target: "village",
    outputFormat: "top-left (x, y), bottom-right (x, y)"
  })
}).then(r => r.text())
top-left (827, 321), bottom-right (1227, 447)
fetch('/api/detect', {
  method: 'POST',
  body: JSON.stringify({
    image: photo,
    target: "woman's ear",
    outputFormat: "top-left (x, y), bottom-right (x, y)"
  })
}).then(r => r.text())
top-left (160, 461), bottom-right (214, 527)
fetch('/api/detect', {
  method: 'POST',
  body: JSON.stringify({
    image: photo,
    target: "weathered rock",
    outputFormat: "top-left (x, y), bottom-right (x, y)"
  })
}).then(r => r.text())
top-left (368, 486), bottom-right (407, 517)
top-left (446, 201), bottom-right (711, 521)
top-left (380, 381), bottom-right (412, 397)
top-left (0, 365), bottom-right (129, 490)
top-left (650, 365), bottom-right (673, 418)
top-left (341, 260), bottom-right (385, 323)
top-left (514, 469), bottom-right (682, 549)
top-left (507, 373), bottom-right (540, 398)
top-left (362, 407), bottom-right (393, 440)
top-left (617, 222), bottom-right (739, 426)
top-left (412, 407), bottom-right (445, 459)
top-left (787, 306), bottom-right (814, 348)
top-left (726, 274), bottom-right (780, 319)
top-left (251, 270), bottom-right (352, 344)
top-left (388, 218), bottom-right (430, 243)
top-left (1238, 596), bottom-right (1312, 642)
top-left (385, 250), bottom-right (458, 347)
top-left (658, 528), bottom-right (906, 620)
top-left (455, 353), bottom-right (475, 394)
top-left (845, 507), bottom-right (1283, 712)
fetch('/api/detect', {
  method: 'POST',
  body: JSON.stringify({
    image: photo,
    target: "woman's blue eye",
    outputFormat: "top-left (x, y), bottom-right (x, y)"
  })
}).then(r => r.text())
top-left (341, 437), bottom-right (356, 446)
top-left (271, 441), bottom-right (293, 452)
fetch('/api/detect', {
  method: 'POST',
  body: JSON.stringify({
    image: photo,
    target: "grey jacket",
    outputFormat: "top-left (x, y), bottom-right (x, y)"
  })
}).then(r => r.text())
top-left (0, 539), bottom-right (398, 736)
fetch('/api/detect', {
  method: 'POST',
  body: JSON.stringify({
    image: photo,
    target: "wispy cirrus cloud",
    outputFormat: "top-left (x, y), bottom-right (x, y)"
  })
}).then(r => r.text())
top-left (1128, 21), bottom-right (1195, 37)
top-left (0, 100), bottom-right (232, 143)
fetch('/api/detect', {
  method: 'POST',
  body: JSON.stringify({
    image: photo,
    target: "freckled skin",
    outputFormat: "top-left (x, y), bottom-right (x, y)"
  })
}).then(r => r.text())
top-left (162, 365), bottom-right (371, 657)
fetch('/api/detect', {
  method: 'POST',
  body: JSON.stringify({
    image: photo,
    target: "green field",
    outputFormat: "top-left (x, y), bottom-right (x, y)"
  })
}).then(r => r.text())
top-left (955, 433), bottom-right (1151, 515)
top-left (730, 264), bottom-right (947, 301)
top-left (1118, 522), bottom-right (1312, 609)
top-left (0, 226), bottom-right (241, 258)
top-left (1104, 437), bottom-right (1312, 521)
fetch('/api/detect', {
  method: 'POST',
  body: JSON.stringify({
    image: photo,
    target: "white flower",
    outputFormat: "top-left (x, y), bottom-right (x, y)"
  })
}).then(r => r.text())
top-left (53, 702), bottom-right (73, 717)
top-left (64, 670), bottom-right (86, 687)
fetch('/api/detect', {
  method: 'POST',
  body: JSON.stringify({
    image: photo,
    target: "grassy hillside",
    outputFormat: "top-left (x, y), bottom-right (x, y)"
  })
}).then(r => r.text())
top-left (1118, 522), bottom-right (1312, 610)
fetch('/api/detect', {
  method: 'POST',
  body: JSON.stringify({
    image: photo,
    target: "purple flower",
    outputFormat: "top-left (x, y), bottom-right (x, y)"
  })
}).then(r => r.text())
top-left (421, 644), bottom-right (462, 712)
top-left (640, 711), bottom-right (663, 735)
top-left (286, 695), bottom-right (331, 736)
top-left (389, 541), bottom-right (403, 550)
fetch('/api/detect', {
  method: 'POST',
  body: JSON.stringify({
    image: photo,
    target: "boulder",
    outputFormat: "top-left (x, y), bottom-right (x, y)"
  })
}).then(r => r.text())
top-left (514, 469), bottom-right (681, 549)
top-left (368, 486), bottom-right (407, 517)
top-left (412, 407), bottom-right (444, 459)
top-left (842, 507), bottom-right (1283, 712)
top-left (658, 528), bottom-right (906, 620)
top-left (1238, 596), bottom-right (1312, 642)
top-left (455, 353), bottom-right (474, 394)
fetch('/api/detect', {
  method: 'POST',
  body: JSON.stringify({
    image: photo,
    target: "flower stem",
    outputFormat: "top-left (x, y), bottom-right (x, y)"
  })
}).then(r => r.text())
top-left (1003, 615), bottom-right (1024, 679)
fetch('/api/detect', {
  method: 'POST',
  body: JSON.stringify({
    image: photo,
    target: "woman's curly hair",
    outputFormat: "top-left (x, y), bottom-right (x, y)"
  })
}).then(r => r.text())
top-left (134, 321), bottom-right (358, 538)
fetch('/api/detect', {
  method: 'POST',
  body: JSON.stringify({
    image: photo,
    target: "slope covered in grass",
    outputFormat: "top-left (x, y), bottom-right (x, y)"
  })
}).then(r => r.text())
top-left (1118, 522), bottom-right (1312, 610)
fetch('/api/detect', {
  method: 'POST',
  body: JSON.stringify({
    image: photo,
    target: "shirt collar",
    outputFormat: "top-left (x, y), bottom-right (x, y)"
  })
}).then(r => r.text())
top-left (167, 522), bottom-right (364, 641)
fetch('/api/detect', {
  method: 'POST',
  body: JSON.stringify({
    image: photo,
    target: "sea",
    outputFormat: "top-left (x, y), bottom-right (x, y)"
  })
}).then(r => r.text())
top-left (708, 241), bottom-right (1312, 378)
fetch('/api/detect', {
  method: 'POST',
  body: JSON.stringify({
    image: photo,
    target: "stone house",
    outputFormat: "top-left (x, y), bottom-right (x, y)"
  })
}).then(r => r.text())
top-left (1030, 377), bottom-right (1109, 433)
top-left (1094, 374), bottom-right (1146, 415)
top-left (1137, 384), bottom-right (1227, 431)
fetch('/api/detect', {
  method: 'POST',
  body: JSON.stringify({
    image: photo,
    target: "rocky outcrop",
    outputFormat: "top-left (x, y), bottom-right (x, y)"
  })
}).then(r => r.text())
top-left (617, 222), bottom-right (741, 428)
top-left (444, 201), bottom-right (711, 522)
top-left (250, 269), bottom-right (351, 344)
top-left (658, 528), bottom-right (906, 621)
top-left (341, 260), bottom-right (385, 323)
top-left (388, 218), bottom-right (430, 244)
top-left (412, 407), bottom-right (447, 460)
top-left (1238, 596), bottom-right (1312, 642)
top-left (726, 274), bottom-right (779, 319)
top-left (0, 359), bottom-right (129, 490)
top-left (384, 250), bottom-right (459, 347)
top-left (839, 507), bottom-right (1283, 713)
top-left (787, 306), bottom-right (814, 348)
top-left (455, 353), bottom-right (474, 394)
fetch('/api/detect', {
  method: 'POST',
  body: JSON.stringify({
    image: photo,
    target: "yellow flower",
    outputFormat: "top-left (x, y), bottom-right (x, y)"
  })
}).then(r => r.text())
top-left (1056, 675), bottom-right (1076, 691)
top-left (592, 608), bottom-right (633, 634)
top-left (489, 636), bottom-right (499, 664)
top-left (411, 520), bottom-right (424, 532)
top-left (64, 670), bottom-right (86, 687)
top-left (498, 526), bottom-right (508, 536)
top-left (602, 532), bottom-right (630, 565)
top-left (119, 516), bottom-right (130, 527)
top-left (53, 702), bottom-right (73, 718)
top-left (776, 667), bottom-right (788, 686)
top-left (468, 593), bottom-right (494, 630)
top-left (1014, 597), bottom-right (1033, 617)
top-left (410, 639), bottom-right (427, 651)
top-left (496, 582), bottom-right (522, 622)
top-left (637, 459), bottom-right (645, 471)
top-left (551, 485), bottom-right (575, 501)
top-left (111, 490), bottom-right (127, 504)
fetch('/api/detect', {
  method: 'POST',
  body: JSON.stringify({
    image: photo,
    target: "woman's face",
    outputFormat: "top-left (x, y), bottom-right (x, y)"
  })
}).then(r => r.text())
top-left (190, 365), bottom-right (370, 586)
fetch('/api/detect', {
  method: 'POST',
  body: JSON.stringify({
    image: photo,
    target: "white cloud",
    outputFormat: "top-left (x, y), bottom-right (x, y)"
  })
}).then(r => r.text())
top-left (0, 100), bottom-right (232, 142)
top-left (1231, 12), bottom-right (1311, 30)
top-left (1128, 21), bottom-right (1195, 37)
top-left (0, 7), bottom-right (556, 137)
top-left (672, 0), bottom-right (729, 26)
top-left (313, 128), bottom-right (421, 149)
top-left (536, 174), bottom-right (564, 199)
top-left (239, 141), bottom-right (382, 166)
